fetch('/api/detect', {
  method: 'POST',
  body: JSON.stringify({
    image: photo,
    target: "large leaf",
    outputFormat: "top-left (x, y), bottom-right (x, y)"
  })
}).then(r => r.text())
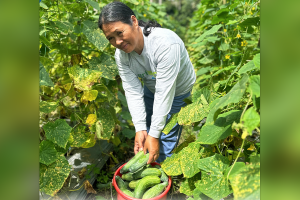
top-left (70, 126), bottom-right (90, 147)
top-left (196, 154), bottom-right (232, 199)
top-left (179, 142), bottom-right (202, 178)
top-left (68, 65), bottom-right (102, 91)
top-left (239, 17), bottom-right (260, 28)
top-left (51, 21), bottom-right (73, 33)
top-left (89, 53), bottom-right (118, 80)
top-left (39, 140), bottom-right (58, 166)
top-left (117, 91), bottom-right (128, 107)
top-left (97, 107), bottom-right (115, 140)
top-left (198, 56), bottom-right (215, 65)
top-left (84, 0), bottom-right (100, 11)
top-left (249, 75), bottom-right (260, 97)
top-left (122, 128), bottom-right (135, 139)
top-left (178, 100), bottom-right (209, 125)
top-left (43, 119), bottom-right (72, 148)
top-left (86, 114), bottom-right (97, 125)
top-left (81, 90), bottom-right (98, 102)
top-left (162, 113), bottom-right (178, 135)
top-left (39, 155), bottom-right (71, 196)
top-left (161, 152), bottom-right (182, 176)
top-left (40, 62), bottom-right (54, 87)
top-left (197, 110), bottom-right (242, 144)
top-left (82, 20), bottom-right (109, 51)
top-left (210, 74), bottom-right (248, 120)
top-left (238, 60), bottom-right (257, 75)
top-left (218, 43), bottom-right (230, 51)
top-left (241, 107), bottom-right (260, 135)
top-left (180, 173), bottom-right (201, 196)
top-left (196, 67), bottom-right (211, 76)
top-left (195, 24), bottom-right (222, 43)
top-left (192, 86), bottom-right (211, 103)
top-left (40, 101), bottom-right (58, 113)
top-left (229, 156), bottom-right (260, 200)
top-left (253, 53), bottom-right (260, 69)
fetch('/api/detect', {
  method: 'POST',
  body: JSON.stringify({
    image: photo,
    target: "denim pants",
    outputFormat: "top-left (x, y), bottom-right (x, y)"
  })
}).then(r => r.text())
top-left (144, 86), bottom-right (190, 163)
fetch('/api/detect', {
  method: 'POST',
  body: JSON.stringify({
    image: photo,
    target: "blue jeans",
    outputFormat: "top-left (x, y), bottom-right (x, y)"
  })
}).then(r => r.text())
top-left (144, 86), bottom-right (190, 163)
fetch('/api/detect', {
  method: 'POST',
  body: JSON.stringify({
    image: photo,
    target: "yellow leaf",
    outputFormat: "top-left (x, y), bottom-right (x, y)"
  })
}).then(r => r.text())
top-left (86, 114), bottom-right (97, 125)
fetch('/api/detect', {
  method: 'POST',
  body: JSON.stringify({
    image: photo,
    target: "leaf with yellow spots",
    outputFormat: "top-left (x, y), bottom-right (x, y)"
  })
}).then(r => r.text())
top-left (97, 107), bottom-right (115, 140)
top-left (95, 121), bottom-right (103, 139)
top-left (162, 113), bottom-right (178, 135)
top-left (179, 142), bottom-right (202, 178)
top-left (161, 152), bottom-right (182, 176)
top-left (89, 53), bottom-right (118, 80)
top-left (39, 155), bottom-right (71, 196)
top-left (178, 100), bottom-right (209, 125)
top-left (229, 155), bottom-right (260, 200)
top-left (196, 154), bottom-right (232, 199)
top-left (81, 90), bottom-right (98, 102)
top-left (39, 140), bottom-right (58, 166)
top-left (241, 107), bottom-right (260, 135)
top-left (68, 65), bottom-right (102, 91)
top-left (43, 119), bottom-right (72, 148)
top-left (180, 172), bottom-right (201, 196)
top-left (172, 135), bottom-right (195, 154)
top-left (40, 101), bottom-right (58, 113)
top-left (86, 114), bottom-right (97, 125)
top-left (70, 126), bottom-right (89, 147)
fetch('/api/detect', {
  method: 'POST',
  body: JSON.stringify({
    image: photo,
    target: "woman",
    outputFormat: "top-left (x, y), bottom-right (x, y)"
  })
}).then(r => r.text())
top-left (98, 2), bottom-right (196, 164)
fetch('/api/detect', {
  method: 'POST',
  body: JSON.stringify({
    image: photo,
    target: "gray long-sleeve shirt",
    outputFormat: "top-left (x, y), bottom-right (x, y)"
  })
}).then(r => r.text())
top-left (115, 27), bottom-right (196, 138)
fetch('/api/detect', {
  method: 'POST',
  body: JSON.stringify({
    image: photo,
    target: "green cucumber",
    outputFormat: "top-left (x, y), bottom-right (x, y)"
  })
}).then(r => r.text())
top-left (121, 150), bottom-right (144, 174)
top-left (129, 153), bottom-right (150, 173)
top-left (122, 173), bottom-right (134, 181)
top-left (115, 176), bottom-right (134, 197)
top-left (133, 175), bottom-right (161, 199)
top-left (122, 189), bottom-right (134, 197)
top-left (154, 165), bottom-right (169, 182)
top-left (133, 168), bottom-right (161, 179)
top-left (129, 179), bottom-right (141, 189)
top-left (142, 182), bottom-right (168, 199)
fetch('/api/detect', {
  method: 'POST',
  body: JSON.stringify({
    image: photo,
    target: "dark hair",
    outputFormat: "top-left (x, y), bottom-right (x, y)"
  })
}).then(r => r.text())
top-left (98, 2), bottom-right (161, 36)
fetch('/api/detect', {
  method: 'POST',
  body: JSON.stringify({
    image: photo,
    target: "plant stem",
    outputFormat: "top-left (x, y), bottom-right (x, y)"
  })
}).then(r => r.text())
top-left (227, 138), bottom-right (245, 182)
top-left (216, 144), bottom-right (221, 154)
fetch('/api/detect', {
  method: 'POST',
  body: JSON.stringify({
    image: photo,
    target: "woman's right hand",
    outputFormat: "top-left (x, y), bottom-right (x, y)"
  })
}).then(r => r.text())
top-left (134, 130), bottom-right (148, 154)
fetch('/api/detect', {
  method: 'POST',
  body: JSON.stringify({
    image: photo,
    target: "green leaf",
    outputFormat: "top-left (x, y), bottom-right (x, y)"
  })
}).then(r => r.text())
top-left (224, 162), bottom-right (245, 179)
top-left (110, 135), bottom-right (121, 146)
top-left (195, 24), bottom-right (222, 43)
top-left (210, 74), bottom-right (249, 119)
top-left (180, 172), bottom-right (201, 196)
top-left (229, 157), bottom-right (260, 200)
top-left (126, 0), bottom-right (139, 5)
top-left (122, 128), bottom-right (135, 139)
top-left (161, 152), bottom-right (182, 176)
top-left (39, 140), bottom-right (58, 166)
top-left (253, 53), bottom-right (260, 69)
top-left (197, 110), bottom-right (242, 144)
top-left (68, 65), bottom-right (102, 91)
top-left (218, 43), bottom-right (230, 51)
top-left (179, 142), bottom-right (201, 178)
top-left (39, 155), bottom-right (71, 196)
top-left (40, 62), bottom-right (54, 87)
top-left (238, 60), bottom-right (257, 75)
top-left (249, 75), bottom-right (260, 97)
top-left (84, 0), bottom-right (100, 11)
top-left (43, 119), bottom-right (72, 148)
top-left (192, 86), bottom-right (211, 103)
top-left (70, 126), bottom-right (89, 147)
top-left (193, 187), bottom-right (202, 200)
top-left (206, 36), bottom-right (220, 43)
top-left (196, 154), bottom-right (232, 199)
top-left (226, 20), bottom-right (238, 25)
top-left (51, 21), bottom-right (73, 33)
top-left (117, 91), bottom-right (128, 107)
top-left (162, 113), bottom-right (178, 135)
top-left (83, 20), bottom-right (109, 51)
top-left (89, 53), bottom-right (118, 80)
top-left (40, 2), bottom-right (48, 9)
top-left (177, 100), bottom-right (209, 125)
top-left (242, 107), bottom-right (260, 135)
top-left (40, 35), bottom-right (51, 49)
top-left (40, 101), bottom-right (58, 113)
top-left (120, 111), bottom-right (132, 120)
top-left (97, 107), bottom-right (115, 140)
top-left (172, 135), bottom-right (196, 154)
top-left (239, 17), bottom-right (260, 28)
top-left (198, 56), bottom-right (214, 64)
top-left (196, 67), bottom-right (211, 76)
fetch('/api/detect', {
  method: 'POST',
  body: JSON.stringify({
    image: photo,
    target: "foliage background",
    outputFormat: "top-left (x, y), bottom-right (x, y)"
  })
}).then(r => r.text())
top-left (1, 0), bottom-right (300, 200)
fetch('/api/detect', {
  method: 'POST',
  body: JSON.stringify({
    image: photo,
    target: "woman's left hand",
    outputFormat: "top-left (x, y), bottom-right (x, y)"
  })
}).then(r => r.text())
top-left (143, 135), bottom-right (160, 164)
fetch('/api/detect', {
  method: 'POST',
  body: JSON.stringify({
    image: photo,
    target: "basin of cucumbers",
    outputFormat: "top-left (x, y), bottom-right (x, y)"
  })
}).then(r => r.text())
top-left (114, 151), bottom-right (170, 199)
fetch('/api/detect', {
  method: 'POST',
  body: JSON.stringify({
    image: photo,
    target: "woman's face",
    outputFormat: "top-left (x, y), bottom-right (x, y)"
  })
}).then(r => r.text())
top-left (102, 16), bottom-right (143, 54)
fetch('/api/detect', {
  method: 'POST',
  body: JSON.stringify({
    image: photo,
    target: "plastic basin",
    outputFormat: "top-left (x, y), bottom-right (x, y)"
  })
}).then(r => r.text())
top-left (112, 162), bottom-right (172, 200)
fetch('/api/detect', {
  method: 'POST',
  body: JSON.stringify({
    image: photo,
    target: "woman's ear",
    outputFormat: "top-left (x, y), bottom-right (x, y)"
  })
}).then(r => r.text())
top-left (131, 15), bottom-right (138, 27)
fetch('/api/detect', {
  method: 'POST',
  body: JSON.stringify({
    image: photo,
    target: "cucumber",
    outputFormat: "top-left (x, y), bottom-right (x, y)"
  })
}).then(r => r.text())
top-left (122, 172), bottom-right (134, 181)
top-left (115, 176), bottom-right (134, 197)
top-left (154, 165), bottom-right (169, 182)
top-left (96, 182), bottom-right (111, 190)
top-left (133, 175), bottom-right (161, 199)
top-left (129, 153), bottom-right (150, 173)
top-left (133, 168), bottom-right (161, 179)
top-left (121, 150), bottom-right (145, 174)
top-left (142, 182), bottom-right (168, 199)
top-left (129, 179), bottom-right (141, 189)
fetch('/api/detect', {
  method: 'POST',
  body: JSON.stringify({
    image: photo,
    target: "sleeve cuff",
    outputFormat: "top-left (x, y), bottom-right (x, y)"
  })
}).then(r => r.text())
top-left (148, 129), bottom-right (161, 139)
top-left (134, 123), bottom-right (147, 133)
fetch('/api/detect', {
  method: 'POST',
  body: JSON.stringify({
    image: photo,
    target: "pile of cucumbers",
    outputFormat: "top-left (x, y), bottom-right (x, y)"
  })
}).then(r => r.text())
top-left (115, 151), bottom-right (169, 199)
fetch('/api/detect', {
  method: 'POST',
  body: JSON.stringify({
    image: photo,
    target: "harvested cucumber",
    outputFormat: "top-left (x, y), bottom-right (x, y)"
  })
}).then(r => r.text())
top-left (133, 175), bottom-right (161, 199)
top-left (133, 168), bottom-right (161, 179)
top-left (142, 182), bottom-right (168, 199)
top-left (129, 153), bottom-right (150, 173)
top-left (121, 150), bottom-right (144, 174)
top-left (129, 179), bottom-right (141, 189)
top-left (154, 165), bottom-right (169, 182)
